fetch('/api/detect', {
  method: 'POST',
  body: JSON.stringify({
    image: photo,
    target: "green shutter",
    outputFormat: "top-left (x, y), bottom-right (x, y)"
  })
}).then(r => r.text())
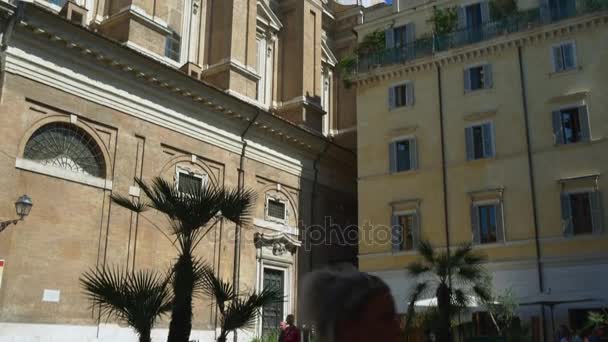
top-left (590, 191), bottom-right (603, 234)
top-left (561, 194), bottom-right (573, 236)
top-left (385, 28), bottom-right (395, 49)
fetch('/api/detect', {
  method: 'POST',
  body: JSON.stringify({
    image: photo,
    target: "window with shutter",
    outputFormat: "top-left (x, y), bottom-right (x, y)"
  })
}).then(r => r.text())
top-left (465, 64), bottom-right (492, 92)
top-left (392, 213), bottom-right (418, 251)
top-left (552, 42), bottom-right (577, 72)
top-left (553, 106), bottom-right (590, 145)
top-left (390, 138), bottom-right (417, 173)
top-left (466, 122), bottom-right (494, 160)
top-left (390, 83), bottom-right (413, 109)
top-left (473, 204), bottom-right (500, 244)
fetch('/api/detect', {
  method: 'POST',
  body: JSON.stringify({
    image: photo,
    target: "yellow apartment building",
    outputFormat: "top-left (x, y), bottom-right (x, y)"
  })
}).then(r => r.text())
top-left (352, 0), bottom-right (608, 339)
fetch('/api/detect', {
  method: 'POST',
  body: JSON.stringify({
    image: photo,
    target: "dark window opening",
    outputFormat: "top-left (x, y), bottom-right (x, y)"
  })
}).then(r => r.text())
top-left (395, 140), bottom-right (411, 172)
top-left (561, 108), bottom-right (582, 144)
top-left (466, 3), bottom-right (483, 28)
top-left (570, 193), bottom-right (593, 235)
top-left (397, 214), bottom-right (415, 251)
top-left (469, 66), bottom-right (485, 90)
top-left (178, 172), bottom-right (202, 193)
top-left (473, 126), bottom-right (485, 159)
top-left (478, 205), bottom-right (497, 243)
top-left (267, 199), bottom-right (286, 220)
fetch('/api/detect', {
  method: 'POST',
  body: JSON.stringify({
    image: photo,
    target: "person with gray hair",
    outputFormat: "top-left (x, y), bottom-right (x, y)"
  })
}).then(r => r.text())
top-left (300, 267), bottom-right (400, 342)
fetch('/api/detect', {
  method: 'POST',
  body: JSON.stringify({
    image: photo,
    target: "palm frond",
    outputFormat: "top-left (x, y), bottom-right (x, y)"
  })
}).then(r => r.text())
top-left (221, 287), bottom-right (282, 333)
top-left (449, 244), bottom-right (473, 267)
top-left (407, 262), bottom-right (431, 276)
top-left (417, 240), bottom-right (435, 264)
top-left (472, 283), bottom-right (492, 303)
top-left (219, 188), bottom-right (255, 225)
top-left (452, 288), bottom-right (468, 309)
top-left (192, 258), bottom-right (236, 309)
top-left (405, 282), bottom-right (429, 329)
top-left (111, 194), bottom-right (148, 213)
top-left (80, 266), bottom-right (172, 339)
top-left (456, 264), bottom-right (484, 283)
top-left (435, 253), bottom-right (451, 280)
top-left (463, 252), bottom-right (487, 265)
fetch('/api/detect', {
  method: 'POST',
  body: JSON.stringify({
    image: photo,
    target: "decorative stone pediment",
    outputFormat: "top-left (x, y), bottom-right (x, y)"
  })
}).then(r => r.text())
top-left (254, 232), bottom-right (301, 256)
top-left (321, 40), bottom-right (338, 67)
top-left (257, 0), bottom-right (283, 32)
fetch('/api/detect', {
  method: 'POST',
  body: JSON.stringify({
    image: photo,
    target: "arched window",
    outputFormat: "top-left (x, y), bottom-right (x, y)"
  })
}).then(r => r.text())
top-left (23, 122), bottom-right (106, 178)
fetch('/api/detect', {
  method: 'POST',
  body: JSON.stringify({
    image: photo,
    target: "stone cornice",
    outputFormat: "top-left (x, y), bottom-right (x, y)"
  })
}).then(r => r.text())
top-left (354, 12), bottom-right (608, 87)
top-left (4, 3), bottom-right (355, 167)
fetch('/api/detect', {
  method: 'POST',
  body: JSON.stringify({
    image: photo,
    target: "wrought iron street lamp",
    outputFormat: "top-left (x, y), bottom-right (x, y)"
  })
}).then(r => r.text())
top-left (0, 195), bottom-right (33, 233)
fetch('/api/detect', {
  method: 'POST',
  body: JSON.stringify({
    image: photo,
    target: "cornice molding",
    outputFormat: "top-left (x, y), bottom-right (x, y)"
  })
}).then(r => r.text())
top-left (354, 13), bottom-right (608, 87)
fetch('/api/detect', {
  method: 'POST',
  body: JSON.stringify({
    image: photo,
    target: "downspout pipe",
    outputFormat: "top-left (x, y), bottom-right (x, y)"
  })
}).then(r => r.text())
top-left (517, 45), bottom-right (546, 341)
top-left (437, 66), bottom-right (451, 255)
top-left (309, 141), bottom-right (330, 271)
top-left (0, 1), bottom-right (24, 102)
top-left (232, 109), bottom-right (260, 342)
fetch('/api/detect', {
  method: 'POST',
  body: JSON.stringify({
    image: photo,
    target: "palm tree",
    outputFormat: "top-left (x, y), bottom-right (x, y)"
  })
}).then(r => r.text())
top-left (195, 265), bottom-right (283, 342)
top-left (80, 267), bottom-right (173, 342)
top-left (111, 177), bottom-right (254, 342)
top-left (405, 240), bottom-right (491, 342)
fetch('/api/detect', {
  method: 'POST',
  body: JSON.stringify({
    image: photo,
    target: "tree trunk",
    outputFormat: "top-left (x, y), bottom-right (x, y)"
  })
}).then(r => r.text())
top-left (217, 330), bottom-right (228, 342)
top-left (436, 282), bottom-right (452, 342)
top-left (167, 253), bottom-right (195, 342)
top-left (139, 331), bottom-right (152, 342)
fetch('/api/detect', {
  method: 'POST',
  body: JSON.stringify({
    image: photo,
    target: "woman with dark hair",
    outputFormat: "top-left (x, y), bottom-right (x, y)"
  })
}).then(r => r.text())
top-left (301, 267), bottom-right (400, 342)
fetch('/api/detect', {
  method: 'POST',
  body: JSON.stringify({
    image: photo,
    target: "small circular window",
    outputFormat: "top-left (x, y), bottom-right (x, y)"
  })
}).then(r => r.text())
top-left (24, 122), bottom-right (106, 178)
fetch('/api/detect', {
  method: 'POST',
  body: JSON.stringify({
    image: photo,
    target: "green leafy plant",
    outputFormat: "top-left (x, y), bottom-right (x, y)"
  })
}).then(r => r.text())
top-left (405, 241), bottom-right (491, 342)
top-left (196, 266), bottom-right (282, 342)
top-left (111, 177), bottom-right (255, 342)
top-left (249, 329), bottom-right (281, 342)
top-left (355, 30), bottom-right (386, 56)
top-left (430, 7), bottom-right (458, 34)
top-left (586, 310), bottom-right (608, 329)
top-left (80, 267), bottom-right (173, 342)
top-left (490, 0), bottom-right (519, 20)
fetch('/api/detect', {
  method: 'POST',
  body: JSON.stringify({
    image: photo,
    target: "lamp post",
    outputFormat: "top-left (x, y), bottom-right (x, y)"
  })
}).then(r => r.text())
top-left (0, 195), bottom-right (33, 233)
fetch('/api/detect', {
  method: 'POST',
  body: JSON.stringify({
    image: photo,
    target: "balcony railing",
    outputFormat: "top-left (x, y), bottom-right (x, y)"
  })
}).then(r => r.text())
top-left (354, 0), bottom-right (608, 74)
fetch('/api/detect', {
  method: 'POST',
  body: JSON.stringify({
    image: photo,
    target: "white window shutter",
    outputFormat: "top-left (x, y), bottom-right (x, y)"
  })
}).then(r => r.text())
top-left (385, 28), bottom-right (395, 49)
top-left (389, 142), bottom-right (396, 173)
top-left (465, 127), bottom-right (475, 160)
top-left (471, 204), bottom-right (481, 244)
top-left (464, 68), bottom-right (472, 93)
top-left (482, 123), bottom-right (494, 158)
top-left (409, 138), bottom-right (418, 170)
top-left (483, 64), bottom-right (493, 89)
top-left (406, 83), bottom-right (415, 106)
top-left (564, 43), bottom-right (576, 69)
top-left (561, 194), bottom-right (573, 236)
top-left (552, 46), bottom-right (564, 72)
top-left (391, 215), bottom-right (401, 252)
top-left (579, 106), bottom-right (590, 141)
top-left (552, 111), bottom-right (564, 145)
top-left (590, 191), bottom-right (603, 234)
top-left (388, 87), bottom-right (395, 110)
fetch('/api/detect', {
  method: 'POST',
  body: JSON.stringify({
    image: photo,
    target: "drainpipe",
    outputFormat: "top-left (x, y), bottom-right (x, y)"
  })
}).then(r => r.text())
top-left (231, 109), bottom-right (260, 342)
top-left (437, 66), bottom-right (451, 254)
top-left (517, 45), bottom-right (546, 341)
top-left (309, 142), bottom-right (330, 271)
top-left (0, 1), bottom-right (24, 103)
